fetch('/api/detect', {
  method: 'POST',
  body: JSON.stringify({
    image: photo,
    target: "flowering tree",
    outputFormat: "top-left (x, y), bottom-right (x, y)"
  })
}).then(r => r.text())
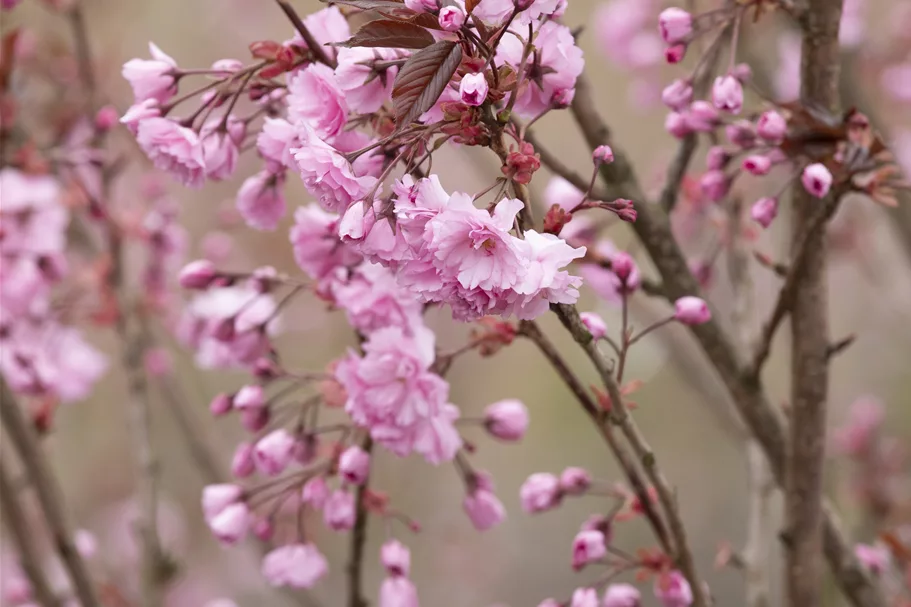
top-left (1, 0), bottom-right (910, 606)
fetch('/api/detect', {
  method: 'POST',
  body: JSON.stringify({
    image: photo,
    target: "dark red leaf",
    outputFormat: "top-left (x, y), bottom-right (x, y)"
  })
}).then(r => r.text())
top-left (392, 40), bottom-right (462, 127)
top-left (334, 19), bottom-right (435, 49)
top-left (465, 0), bottom-right (482, 13)
top-left (249, 40), bottom-right (282, 61)
top-left (322, 0), bottom-right (413, 14)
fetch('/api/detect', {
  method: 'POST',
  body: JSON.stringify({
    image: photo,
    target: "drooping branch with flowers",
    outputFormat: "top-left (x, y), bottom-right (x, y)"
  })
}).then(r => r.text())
top-left (1, 0), bottom-right (910, 606)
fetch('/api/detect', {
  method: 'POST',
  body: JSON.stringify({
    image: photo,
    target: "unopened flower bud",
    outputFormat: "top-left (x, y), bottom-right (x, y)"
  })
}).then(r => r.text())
top-left (179, 259), bottom-right (217, 289)
top-left (674, 296), bottom-right (711, 325)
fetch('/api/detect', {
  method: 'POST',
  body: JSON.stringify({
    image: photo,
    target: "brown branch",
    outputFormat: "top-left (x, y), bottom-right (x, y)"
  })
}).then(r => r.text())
top-left (68, 4), bottom-right (96, 107)
top-left (346, 436), bottom-right (373, 607)
top-left (523, 128), bottom-right (592, 195)
top-left (0, 379), bottom-right (101, 607)
top-left (275, 0), bottom-right (337, 68)
top-left (550, 304), bottom-right (708, 607)
top-left (566, 71), bottom-right (886, 607)
top-left (0, 454), bottom-right (61, 607)
top-left (785, 4), bottom-right (844, 605)
top-left (518, 320), bottom-right (673, 554)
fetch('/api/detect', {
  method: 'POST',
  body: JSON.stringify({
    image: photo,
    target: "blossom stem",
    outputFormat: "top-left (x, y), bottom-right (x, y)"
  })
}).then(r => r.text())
top-left (346, 436), bottom-right (374, 607)
top-left (0, 380), bottom-right (102, 607)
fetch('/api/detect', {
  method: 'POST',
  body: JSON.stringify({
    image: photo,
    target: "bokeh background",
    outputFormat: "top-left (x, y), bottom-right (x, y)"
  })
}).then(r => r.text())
top-left (2, 0), bottom-right (911, 605)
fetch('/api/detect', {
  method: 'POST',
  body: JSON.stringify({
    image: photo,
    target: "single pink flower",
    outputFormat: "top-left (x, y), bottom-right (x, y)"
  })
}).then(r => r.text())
top-left (379, 576), bottom-right (419, 607)
top-left (560, 467), bottom-right (591, 495)
top-left (253, 429), bottom-right (296, 476)
top-left (236, 171), bottom-right (287, 231)
top-left (662, 79), bottom-right (693, 111)
top-left (335, 47), bottom-right (402, 115)
top-left (136, 117), bottom-right (206, 188)
top-left (742, 154), bottom-right (772, 176)
top-left (257, 117), bottom-right (301, 172)
top-left (122, 42), bottom-right (177, 103)
top-left (801, 163), bottom-right (833, 198)
top-left (580, 312), bottom-right (607, 339)
top-left (439, 5), bottom-right (466, 31)
top-left (207, 502), bottom-right (250, 545)
top-left (339, 445), bottom-right (371, 485)
top-left (301, 477), bottom-right (329, 509)
top-left (674, 296), bottom-right (711, 325)
top-left (684, 101), bottom-right (720, 132)
top-left (233, 384), bottom-right (265, 409)
top-left (231, 443), bottom-right (256, 478)
top-left (460, 72), bottom-right (489, 106)
top-left (593, 145), bottom-right (614, 164)
top-left (120, 99), bottom-right (161, 134)
top-left (712, 75), bottom-right (743, 114)
top-left (520, 472), bottom-right (562, 513)
top-left (484, 399), bottom-right (529, 441)
top-left (658, 8), bottom-right (692, 44)
top-left (603, 584), bottom-right (641, 607)
top-left (463, 488), bottom-right (506, 531)
top-left (324, 488), bottom-right (356, 531)
top-left (570, 587), bottom-right (599, 607)
top-left (381, 539), bottom-right (411, 576)
top-left (289, 205), bottom-right (361, 280)
top-left (201, 117), bottom-right (245, 181)
top-left (179, 259), bottom-right (217, 290)
top-left (202, 484), bottom-right (243, 520)
top-left (750, 197), bottom-right (778, 229)
top-left (287, 63), bottom-right (348, 139)
top-left (699, 170), bottom-right (729, 202)
top-left (572, 529), bottom-right (607, 570)
top-left (705, 146), bottom-right (730, 170)
top-left (261, 543), bottom-right (328, 588)
top-left (756, 110), bottom-right (787, 143)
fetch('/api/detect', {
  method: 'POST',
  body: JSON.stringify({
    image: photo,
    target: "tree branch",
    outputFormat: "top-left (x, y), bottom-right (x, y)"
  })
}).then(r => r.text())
top-left (275, 0), bottom-right (337, 68)
top-left (347, 436), bottom-right (373, 607)
top-left (0, 379), bottom-right (101, 607)
top-left (565, 71), bottom-right (886, 607)
top-left (0, 454), bottom-right (61, 607)
top-left (519, 320), bottom-right (673, 554)
top-left (785, 4), bottom-right (844, 605)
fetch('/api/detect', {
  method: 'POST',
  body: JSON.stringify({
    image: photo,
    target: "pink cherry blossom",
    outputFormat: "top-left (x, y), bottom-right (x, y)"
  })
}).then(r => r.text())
top-left (484, 399), bottom-right (529, 441)
top-left (202, 484), bottom-right (244, 520)
top-left (544, 176), bottom-right (584, 211)
top-left (236, 171), bottom-right (287, 231)
top-left (324, 488), bottom-right (356, 530)
top-left (603, 584), bottom-right (641, 607)
top-left (292, 125), bottom-right (377, 213)
top-left (463, 487), bottom-right (506, 530)
top-left (712, 75), bottom-right (743, 114)
top-left (580, 312), bottom-right (607, 339)
top-left (654, 570), bottom-right (692, 607)
top-left (658, 8), bottom-right (692, 45)
top-left (120, 99), bottom-right (161, 134)
top-left (233, 384), bottom-right (265, 409)
top-left (757, 110), bottom-right (787, 143)
top-left (572, 529), bottom-right (606, 570)
top-left (439, 6), bottom-right (466, 31)
top-left (257, 117), bottom-right (301, 172)
top-left (330, 262), bottom-right (424, 335)
top-left (285, 6), bottom-right (351, 61)
top-left (253, 429), bottom-right (296, 476)
top-left (335, 47), bottom-right (401, 115)
top-left (699, 170), bottom-right (729, 202)
top-left (288, 63), bottom-right (348, 139)
top-left (460, 73), bottom-right (489, 106)
top-left (381, 540), bottom-right (411, 576)
top-left (122, 42), bottom-right (177, 103)
top-left (520, 473), bottom-right (562, 513)
top-left (571, 587), bottom-right (599, 607)
top-left (833, 396), bottom-right (885, 456)
top-left (509, 230), bottom-right (586, 319)
top-left (559, 467), bottom-right (591, 495)
top-left (379, 577), bottom-right (419, 607)
top-left (751, 197), bottom-right (778, 229)
top-left (801, 163), bottom-right (833, 198)
top-left (742, 154), bottom-right (772, 176)
top-left (136, 118), bottom-right (207, 188)
top-left (661, 79), bottom-right (693, 110)
top-left (684, 101), bottom-right (720, 132)
top-left (674, 296), bottom-right (711, 325)
top-left (301, 477), bottom-right (329, 509)
top-left (705, 146), bottom-right (730, 170)
top-left (261, 543), bottom-right (328, 588)
top-left (339, 445), bottom-right (371, 485)
top-left (201, 117), bottom-right (245, 181)
top-left (593, 145), bottom-right (614, 164)
top-left (231, 443), bottom-right (256, 478)
top-left (207, 502), bottom-right (251, 544)
top-left (290, 205), bottom-right (361, 280)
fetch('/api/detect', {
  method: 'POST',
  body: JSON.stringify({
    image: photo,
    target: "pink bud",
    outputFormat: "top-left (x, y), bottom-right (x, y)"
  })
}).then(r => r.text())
top-left (208, 502), bottom-right (250, 544)
top-left (381, 539), bottom-right (411, 577)
top-left (757, 110), bottom-right (787, 144)
top-left (463, 488), bottom-right (506, 531)
top-left (513, 0), bottom-right (535, 11)
top-left (572, 529), bottom-right (607, 570)
top-left (339, 445), bottom-right (371, 485)
top-left (732, 62), bottom-right (752, 83)
top-left (179, 259), bottom-right (217, 289)
top-left (240, 407), bottom-right (270, 432)
top-left (438, 5), bottom-right (465, 31)
top-left (684, 101), bottom-right (720, 132)
top-left (654, 570), bottom-right (692, 607)
top-left (231, 442), bottom-right (256, 478)
top-left (750, 197), bottom-right (778, 229)
top-left (610, 251), bottom-right (636, 283)
top-left (403, 0), bottom-right (437, 11)
top-left (210, 393), bottom-right (233, 416)
top-left (551, 88), bottom-right (575, 108)
top-left (854, 543), bottom-right (890, 576)
top-left (674, 296), bottom-right (711, 325)
top-left (570, 587), bottom-right (600, 607)
top-left (202, 483), bottom-right (244, 520)
top-left (664, 44), bottom-right (687, 64)
top-left (593, 145), bottom-right (614, 164)
top-left (233, 384), bottom-right (265, 409)
top-left (712, 75), bottom-right (744, 114)
top-left (559, 467), bottom-right (591, 496)
top-left (484, 399), bottom-right (529, 441)
top-left (459, 72), bottom-right (488, 107)
top-left (95, 105), bottom-right (119, 131)
top-left (212, 58), bottom-right (243, 73)
top-left (324, 488), bottom-right (356, 531)
top-left (261, 543), bottom-right (328, 589)
top-left (301, 476), bottom-right (329, 509)
top-left (665, 112), bottom-right (692, 138)
top-left (74, 529), bottom-right (98, 559)
top-left (253, 518), bottom-right (274, 541)
top-left (801, 163), bottom-right (833, 198)
top-left (705, 146), bottom-right (730, 171)
top-left (661, 79), bottom-right (693, 111)
top-left (603, 584), bottom-right (642, 607)
top-left (658, 8), bottom-right (693, 44)
top-left (253, 429), bottom-right (296, 476)
top-left (580, 312), bottom-right (607, 340)
top-left (379, 577), bottom-right (419, 607)
top-left (699, 170), bottom-right (729, 202)
top-left (742, 154), bottom-right (772, 176)
top-left (520, 473), bottom-right (562, 513)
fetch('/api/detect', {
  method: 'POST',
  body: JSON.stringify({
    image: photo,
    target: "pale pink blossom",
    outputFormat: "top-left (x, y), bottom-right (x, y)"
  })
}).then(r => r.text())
top-left (674, 296), bottom-right (711, 325)
top-left (508, 230), bottom-right (586, 319)
top-left (136, 118), bottom-right (206, 188)
top-left (571, 587), bottom-right (599, 607)
top-left (261, 543), bottom-right (328, 588)
top-left (658, 8), bottom-right (692, 44)
top-left (560, 467), bottom-right (591, 495)
top-left (751, 197), bottom-right (778, 229)
top-left (201, 117), bottom-right (245, 181)
top-left (301, 477), bottom-right (329, 509)
top-left (202, 484), bottom-right (243, 520)
top-left (463, 488), bottom-right (506, 530)
top-left (231, 443), bottom-right (256, 478)
top-left (381, 540), bottom-right (411, 576)
top-left (379, 577), bottom-right (419, 607)
top-left (484, 399), bottom-right (529, 441)
top-left (756, 110), bottom-right (787, 143)
top-left (544, 176), bottom-right (584, 211)
top-left (801, 163), bottom-right (833, 198)
top-left (338, 199), bottom-right (411, 265)
top-left (233, 384), bottom-right (265, 409)
top-left (699, 170), bottom-right (729, 202)
top-left (179, 259), bottom-right (217, 289)
top-left (286, 6), bottom-right (351, 61)
top-left (330, 262), bottom-right (423, 335)
top-left (290, 205), bottom-right (361, 280)
top-left (705, 146), bottom-right (730, 170)
top-left (603, 584), bottom-right (641, 607)
top-left (743, 154), bottom-right (772, 176)
top-left (712, 75), bottom-right (743, 114)
top-left (580, 312), bottom-right (607, 339)
top-left (661, 79), bottom-right (693, 111)
top-left (120, 99), bottom-right (161, 134)
top-left (236, 171), bottom-right (287, 231)
top-left (253, 429), bottom-right (296, 476)
top-left (257, 117), bottom-right (301, 171)
top-left (292, 125), bottom-right (377, 213)
top-left (520, 473), bottom-right (562, 513)
top-left (439, 5), bottom-right (466, 31)
top-left (122, 42), bottom-right (177, 103)
top-left (335, 47), bottom-right (401, 115)
top-left (339, 445), bottom-right (371, 485)
top-left (288, 63), bottom-right (348, 139)
top-left (324, 488), bottom-right (356, 530)
top-left (207, 502), bottom-right (251, 544)
top-left (572, 529), bottom-right (606, 570)
top-left (593, 145), bottom-right (614, 164)
top-left (654, 571), bottom-right (692, 607)
top-left (459, 73), bottom-right (489, 106)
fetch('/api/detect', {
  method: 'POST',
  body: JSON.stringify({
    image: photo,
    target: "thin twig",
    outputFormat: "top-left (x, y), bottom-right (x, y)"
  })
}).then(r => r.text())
top-left (67, 4), bottom-right (96, 107)
top-left (551, 303), bottom-right (709, 607)
top-left (275, 0), bottom-right (337, 68)
top-left (157, 375), bottom-right (223, 484)
top-left (0, 379), bottom-right (101, 607)
top-left (519, 320), bottom-right (673, 554)
top-left (0, 454), bottom-right (61, 607)
top-left (346, 436), bottom-right (373, 607)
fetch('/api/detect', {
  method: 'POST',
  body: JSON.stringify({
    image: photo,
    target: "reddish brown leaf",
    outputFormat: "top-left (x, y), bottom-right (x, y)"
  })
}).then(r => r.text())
top-left (335, 19), bottom-right (435, 49)
top-left (465, 0), bottom-right (482, 13)
top-left (323, 0), bottom-right (412, 14)
top-left (392, 40), bottom-right (462, 127)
